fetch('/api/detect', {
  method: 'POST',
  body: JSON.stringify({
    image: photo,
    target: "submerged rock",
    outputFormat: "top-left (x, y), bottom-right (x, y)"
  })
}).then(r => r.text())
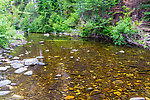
top-left (0, 80), bottom-right (11, 87)
top-left (14, 67), bottom-right (27, 74)
top-left (0, 67), bottom-right (7, 71)
top-left (130, 97), bottom-right (146, 100)
top-left (23, 58), bottom-right (39, 66)
top-left (24, 71), bottom-right (33, 76)
top-left (0, 91), bottom-right (11, 96)
top-left (12, 94), bottom-right (22, 99)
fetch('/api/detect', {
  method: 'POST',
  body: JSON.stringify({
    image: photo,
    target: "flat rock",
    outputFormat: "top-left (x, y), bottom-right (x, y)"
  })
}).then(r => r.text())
top-left (130, 97), bottom-right (146, 100)
top-left (0, 91), bottom-right (11, 96)
top-left (23, 58), bottom-right (39, 66)
top-left (0, 67), bottom-right (7, 71)
top-left (0, 80), bottom-right (11, 87)
top-left (15, 67), bottom-right (27, 74)
top-left (24, 71), bottom-right (33, 76)
top-left (5, 66), bottom-right (10, 69)
top-left (12, 56), bottom-right (20, 60)
top-left (11, 63), bottom-right (24, 69)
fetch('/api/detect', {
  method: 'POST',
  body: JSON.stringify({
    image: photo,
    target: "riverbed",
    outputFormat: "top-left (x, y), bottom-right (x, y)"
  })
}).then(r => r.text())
top-left (0, 33), bottom-right (150, 99)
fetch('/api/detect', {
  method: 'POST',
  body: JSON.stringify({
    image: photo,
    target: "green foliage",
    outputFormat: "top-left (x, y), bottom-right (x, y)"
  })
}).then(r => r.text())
top-left (140, 0), bottom-right (150, 22)
top-left (110, 6), bottom-right (141, 45)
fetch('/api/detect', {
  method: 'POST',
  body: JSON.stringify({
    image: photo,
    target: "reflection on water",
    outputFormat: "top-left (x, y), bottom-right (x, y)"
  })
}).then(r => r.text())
top-left (1, 33), bottom-right (150, 99)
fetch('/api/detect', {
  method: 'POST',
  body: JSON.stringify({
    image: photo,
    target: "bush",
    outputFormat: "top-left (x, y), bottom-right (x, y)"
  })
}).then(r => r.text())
top-left (110, 6), bottom-right (141, 45)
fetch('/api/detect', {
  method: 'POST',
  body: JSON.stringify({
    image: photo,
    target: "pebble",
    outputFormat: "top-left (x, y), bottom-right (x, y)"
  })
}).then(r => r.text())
top-left (56, 74), bottom-right (62, 77)
top-left (130, 97), bottom-right (146, 100)
top-left (0, 80), bottom-right (11, 87)
top-left (0, 91), bottom-right (11, 96)
top-left (72, 49), bottom-right (78, 52)
top-left (45, 50), bottom-right (49, 52)
top-left (39, 41), bottom-right (44, 44)
top-left (15, 67), bottom-right (27, 74)
top-left (87, 50), bottom-right (90, 52)
top-left (11, 83), bottom-right (17, 86)
top-left (0, 67), bottom-right (7, 71)
top-left (24, 71), bottom-right (33, 76)
top-left (70, 56), bottom-right (74, 59)
top-left (119, 50), bottom-right (125, 53)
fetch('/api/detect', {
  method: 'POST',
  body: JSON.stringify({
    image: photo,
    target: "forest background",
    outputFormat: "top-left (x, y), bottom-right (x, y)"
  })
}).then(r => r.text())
top-left (0, 0), bottom-right (149, 48)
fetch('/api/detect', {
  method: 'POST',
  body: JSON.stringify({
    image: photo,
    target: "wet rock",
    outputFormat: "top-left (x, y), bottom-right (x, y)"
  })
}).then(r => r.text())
top-left (37, 62), bottom-right (46, 66)
top-left (70, 56), bottom-right (74, 59)
top-left (0, 91), bottom-right (11, 96)
top-left (0, 80), bottom-right (11, 87)
top-left (18, 54), bottom-right (24, 57)
top-left (45, 50), bottom-right (49, 52)
top-left (87, 50), bottom-right (90, 52)
top-left (24, 71), bottom-right (33, 76)
top-left (11, 63), bottom-right (24, 69)
top-left (0, 62), bottom-right (3, 65)
top-left (6, 85), bottom-right (13, 90)
top-left (12, 94), bottom-right (22, 99)
top-left (12, 56), bottom-right (20, 60)
top-left (14, 67), bottom-right (27, 74)
top-left (23, 58), bottom-right (39, 66)
top-left (1, 59), bottom-right (9, 62)
top-left (0, 55), bottom-right (5, 59)
top-left (8, 55), bottom-right (13, 59)
top-left (36, 56), bottom-right (44, 59)
top-left (130, 97), bottom-right (146, 100)
top-left (56, 74), bottom-right (62, 77)
top-left (11, 83), bottom-right (17, 86)
top-left (0, 67), bottom-right (7, 71)
top-left (86, 87), bottom-right (94, 92)
top-left (39, 41), bottom-right (44, 44)
top-left (5, 66), bottom-right (10, 69)
top-left (5, 47), bottom-right (11, 50)
top-left (72, 49), bottom-right (78, 52)
top-left (119, 50), bottom-right (125, 53)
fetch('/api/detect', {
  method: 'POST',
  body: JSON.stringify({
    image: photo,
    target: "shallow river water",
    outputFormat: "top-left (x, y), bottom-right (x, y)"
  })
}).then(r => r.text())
top-left (1, 33), bottom-right (150, 100)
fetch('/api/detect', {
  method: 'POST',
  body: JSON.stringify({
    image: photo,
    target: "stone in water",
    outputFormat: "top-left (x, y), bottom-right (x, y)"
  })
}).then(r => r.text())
top-left (15, 67), bottom-right (27, 74)
top-left (24, 71), bottom-right (33, 76)
top-left (0, 80), bottom-right (11, 87)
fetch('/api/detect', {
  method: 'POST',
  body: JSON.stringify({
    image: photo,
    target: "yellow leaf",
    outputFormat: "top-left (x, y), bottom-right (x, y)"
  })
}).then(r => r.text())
top-left (114, 91), bottom-right (121, 96)
top-left (64, 96), bottom-right (74, 99)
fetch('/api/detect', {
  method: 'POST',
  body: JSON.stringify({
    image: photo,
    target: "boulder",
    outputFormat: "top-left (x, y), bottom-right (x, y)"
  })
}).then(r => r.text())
top-left (23, 58), bottom-right (39, 66)
top-left (0, 80), bottom-right (11, 87)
